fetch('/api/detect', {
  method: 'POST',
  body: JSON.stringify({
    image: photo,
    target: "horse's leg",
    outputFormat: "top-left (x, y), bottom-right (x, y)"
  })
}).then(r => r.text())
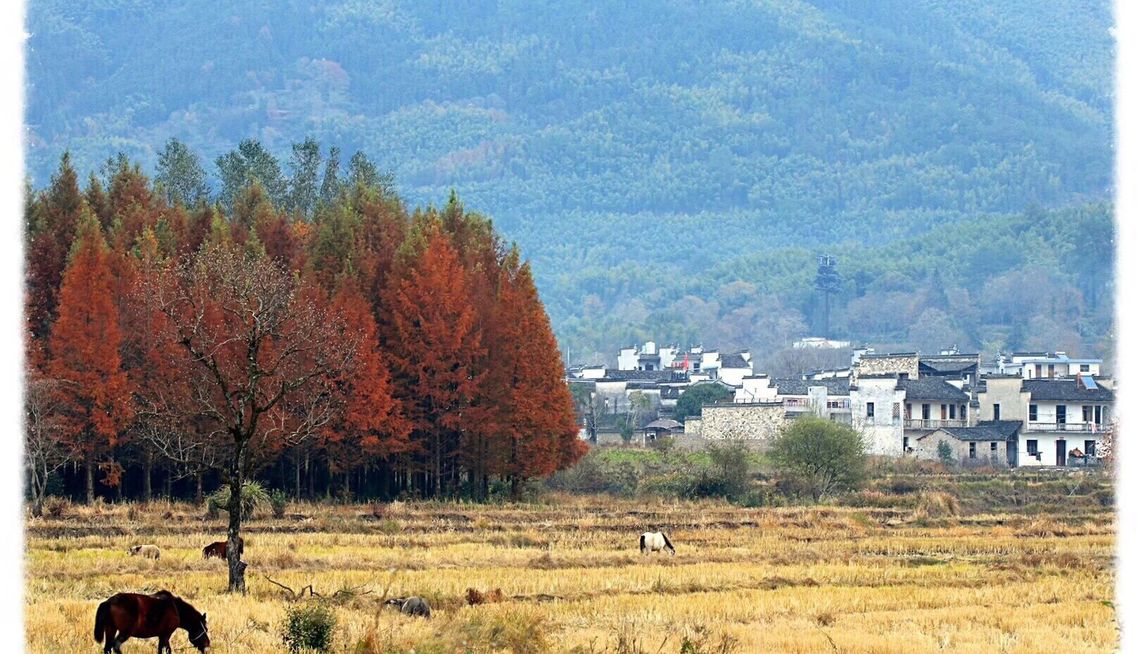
top-left (157, 635), bottom-right (168, 654)
top-left (110, 630), bottom-right (126, 654)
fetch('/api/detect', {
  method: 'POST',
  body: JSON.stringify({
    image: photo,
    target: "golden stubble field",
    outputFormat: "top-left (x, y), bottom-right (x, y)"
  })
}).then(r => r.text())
top-left (24, 494), bottom-right (1117, 653)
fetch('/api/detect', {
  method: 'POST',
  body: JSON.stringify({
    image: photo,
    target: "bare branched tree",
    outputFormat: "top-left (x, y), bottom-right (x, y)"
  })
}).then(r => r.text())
top-left (137, 246), bottom-right (359, 592)
top-left (25, 372), bottom-right (74, 517)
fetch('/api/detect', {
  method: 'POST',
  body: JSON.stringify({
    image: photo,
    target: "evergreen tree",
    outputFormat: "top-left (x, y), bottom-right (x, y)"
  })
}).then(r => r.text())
top-left (155, 137), bottom-right (209, 207)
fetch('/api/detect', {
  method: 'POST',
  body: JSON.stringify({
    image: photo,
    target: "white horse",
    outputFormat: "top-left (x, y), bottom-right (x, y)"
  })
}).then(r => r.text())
top-left (639, 531), bottom-right (675, 555)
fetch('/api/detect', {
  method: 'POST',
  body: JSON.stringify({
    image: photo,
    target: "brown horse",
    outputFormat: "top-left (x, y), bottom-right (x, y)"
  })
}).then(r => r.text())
top-left (93, 591), bottom-right (209, 654)
top-left (202, 536), bottom-right (243, 560)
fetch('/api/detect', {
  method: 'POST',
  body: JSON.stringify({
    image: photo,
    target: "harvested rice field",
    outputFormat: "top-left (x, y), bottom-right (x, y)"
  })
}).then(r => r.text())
top-left (24, 493), bottom-right (1116, 653)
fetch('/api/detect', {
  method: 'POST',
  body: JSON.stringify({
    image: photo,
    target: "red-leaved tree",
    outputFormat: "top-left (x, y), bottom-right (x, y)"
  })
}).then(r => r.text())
top-left (48, 213), bottom-right (134, 503)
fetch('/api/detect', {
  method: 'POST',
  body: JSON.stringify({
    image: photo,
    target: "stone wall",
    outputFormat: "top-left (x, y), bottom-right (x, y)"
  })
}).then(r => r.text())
top-left (698, 402), bottom-right (788, 446)
top-left (856, 355), bottom-right (919, 379)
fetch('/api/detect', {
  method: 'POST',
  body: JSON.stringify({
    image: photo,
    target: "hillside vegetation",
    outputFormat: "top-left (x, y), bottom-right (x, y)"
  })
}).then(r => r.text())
top-left (25, 1), bottom-right (1115, 361)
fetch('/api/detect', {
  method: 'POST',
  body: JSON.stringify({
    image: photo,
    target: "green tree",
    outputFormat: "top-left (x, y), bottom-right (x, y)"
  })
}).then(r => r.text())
top-left (287, 137), bottom-right (322, 218)
top-left (215, 139), bottom-right (287, 211)
top-left (154, 138), bottom-right (208, 207)
top-left (674, 383), bottom-right (733, 420)
top-left (770, 416), bottom-right (866, 503)
top-left (318, 145), bottom-right (342, 208)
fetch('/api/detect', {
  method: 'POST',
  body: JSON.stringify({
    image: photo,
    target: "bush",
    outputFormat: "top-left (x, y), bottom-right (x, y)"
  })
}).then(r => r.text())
top-left (913, 491), bottom-right (960, 519)
top-left (770, 417), bottom-right (867, 503)
top-left (270, 489), bottom-right (289, 518)
top-left (43, 496), bottom-right (67, 518)
top-left (281, 602), bottom-right (337, 653)
top-left (937, 441), bottom-right (955, 467)
top-left (207, 481), bottom-right (271, 520)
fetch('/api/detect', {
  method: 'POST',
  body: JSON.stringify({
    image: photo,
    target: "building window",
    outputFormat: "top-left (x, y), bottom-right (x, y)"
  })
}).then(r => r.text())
top-left (1029, 404), bottom-right (1037, 421)
top-left (903, 436), bottom-right (910, 452)
top-left (1085, 440), bottom-right (1096, 458)
top-left (922, 403), bottom-right (930, 420)
top-left (1080, 364), bottom-right (1090, 372)
top-left (950, 404), bottom-right (957, 420)
top-left (1057, 405), bottom-right (1067, 425)
top-left (990, 442), bottom-right (997, 451)
top-left (905, 403), bottom-right (912, 420)
top-left (1027, 440), bottom-right (1038, 456)
top-left (1083, 405), bottom-right (1093, 423)
top-left (941, 404), bottom-right (948, 420)
top-left (993, 403), bottom-right (1001, 421)
top-left (1095, 406), bottom-right (1102, 424)
top-left (866, 402), bottom-right (875, 418)
top-left (969, 442), bottom-right (977, 458)
top-left (892, 403), bottom-right (900, 419)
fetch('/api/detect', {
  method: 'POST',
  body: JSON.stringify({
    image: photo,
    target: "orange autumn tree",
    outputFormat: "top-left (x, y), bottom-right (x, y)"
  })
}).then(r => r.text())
top-left (484, 252), bottom-right (586, 499)
top-left (319, 276), bottom-right (411, 495)
top-left (387, 221), bottom-right (485, 497)
top-left (48, 213), bottom-right (133, 503)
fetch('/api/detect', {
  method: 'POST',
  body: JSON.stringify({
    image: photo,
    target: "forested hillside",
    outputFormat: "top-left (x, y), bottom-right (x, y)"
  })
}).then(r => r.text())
top-left (25, 1), bottom-right (1115, 363)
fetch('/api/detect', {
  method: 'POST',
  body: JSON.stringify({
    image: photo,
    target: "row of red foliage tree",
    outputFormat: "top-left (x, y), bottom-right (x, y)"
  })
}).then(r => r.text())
top-left (25, 151), bottom-right (587, 517)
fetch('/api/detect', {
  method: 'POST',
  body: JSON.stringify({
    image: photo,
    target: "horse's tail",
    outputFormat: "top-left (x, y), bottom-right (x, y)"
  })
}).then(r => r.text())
top-left (94, 600), bottom-right (109, 643)
top-left (639, 533), bottom-right (646, 553)
top-left (661, 532), bottom-right (675, 553)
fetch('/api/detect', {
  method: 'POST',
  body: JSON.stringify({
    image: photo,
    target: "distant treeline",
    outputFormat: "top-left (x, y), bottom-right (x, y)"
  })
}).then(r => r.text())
top-left (25, 144), bottom-right (584, 507)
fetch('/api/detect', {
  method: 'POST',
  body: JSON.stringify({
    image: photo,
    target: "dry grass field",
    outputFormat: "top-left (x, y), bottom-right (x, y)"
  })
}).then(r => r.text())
top-left (25, 490), bottom-right (1116, 653)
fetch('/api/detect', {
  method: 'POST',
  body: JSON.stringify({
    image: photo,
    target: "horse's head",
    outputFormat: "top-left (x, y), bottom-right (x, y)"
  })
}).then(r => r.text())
top-left (127, 545), bottom-right (140, 555)
top-left (188, 611), bottom-right (210, 651)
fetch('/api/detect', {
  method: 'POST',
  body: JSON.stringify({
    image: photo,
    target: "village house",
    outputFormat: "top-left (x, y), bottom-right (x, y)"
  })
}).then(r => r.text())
top-left (1016, 376), bottom-right (1113, 467)
top-left (998, 351), bottom-right (1103, 379)
top-left (912, 421), bottom-right (1022, 466)
top-left (850, 375), bottom-right (906, 455)
top-left (773, 378), bottom-right (852, 423)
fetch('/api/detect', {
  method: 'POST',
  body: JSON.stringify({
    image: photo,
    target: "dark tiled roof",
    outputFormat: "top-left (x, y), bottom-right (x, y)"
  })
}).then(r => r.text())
top-left (898, 378), bottom-right (970, 401)
top-left (721, 353), bottom-right (749, 369)
top-left (936, 420), bottom-right (1022, 442)
top-left (919, 359), bottom-right (979, 374)
top-left (1022, 378), bottom-right (1114, 402)
top-left (774, 378), bottom-right (852, 396)
top-left (600, 369), bottom-right (687, 382)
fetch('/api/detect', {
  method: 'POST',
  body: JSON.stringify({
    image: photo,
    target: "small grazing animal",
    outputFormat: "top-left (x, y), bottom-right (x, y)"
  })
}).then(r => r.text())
top-left (93, 590), bottom-right (209, 654)
top-left (202, 536), bottom-right (244, 560)
top-left (385, 596), bottom-right (432, 618)
top-left (127, 544), bottom-right (161, 560)
top-left (639, 531), bottom-right (675, 556)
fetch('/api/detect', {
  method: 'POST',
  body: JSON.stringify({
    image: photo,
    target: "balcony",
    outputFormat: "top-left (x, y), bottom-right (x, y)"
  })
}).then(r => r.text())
top-left (1025, 421), bottom-right (1101, 433)
top-left (904, 419), bottom-right (967, 430)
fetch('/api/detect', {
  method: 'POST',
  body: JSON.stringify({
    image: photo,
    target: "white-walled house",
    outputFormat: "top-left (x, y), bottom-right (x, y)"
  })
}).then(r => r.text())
top-left (850, 375), bottom-right (906, 455)
top-left (999, 352), bottom-right (1103, 379)
top-left (1016, 377), bottom-right (1113, 467)
top-left (774, 378), bottom-right (852, 423)
top-left (718, 352), bottom-right (754, 387)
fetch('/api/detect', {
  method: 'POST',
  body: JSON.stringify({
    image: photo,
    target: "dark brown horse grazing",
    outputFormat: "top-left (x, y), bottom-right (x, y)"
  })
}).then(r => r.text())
top-left (93, 591), bottom-right (210, 654)
top-left (202, 536), bottom-right (243, 560)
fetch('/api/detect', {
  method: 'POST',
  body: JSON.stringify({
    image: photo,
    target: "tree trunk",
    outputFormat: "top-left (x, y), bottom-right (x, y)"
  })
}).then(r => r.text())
top-left (29, 461), bottom-right (44, 517)
top-left (143, 449), bottom-right (153, 502)
top-left (226, 442), bottom-right (247, 594)
top-left (85, 455), bottom-right (95, 504)
top-left (306, 449), bottom-right (314, 499)
top-left (291, 455), bottom-right (299, 500)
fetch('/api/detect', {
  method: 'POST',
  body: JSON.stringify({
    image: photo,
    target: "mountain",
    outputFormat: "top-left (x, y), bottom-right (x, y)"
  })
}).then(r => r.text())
top-left (24, 0), bottom-right (1115, 363)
